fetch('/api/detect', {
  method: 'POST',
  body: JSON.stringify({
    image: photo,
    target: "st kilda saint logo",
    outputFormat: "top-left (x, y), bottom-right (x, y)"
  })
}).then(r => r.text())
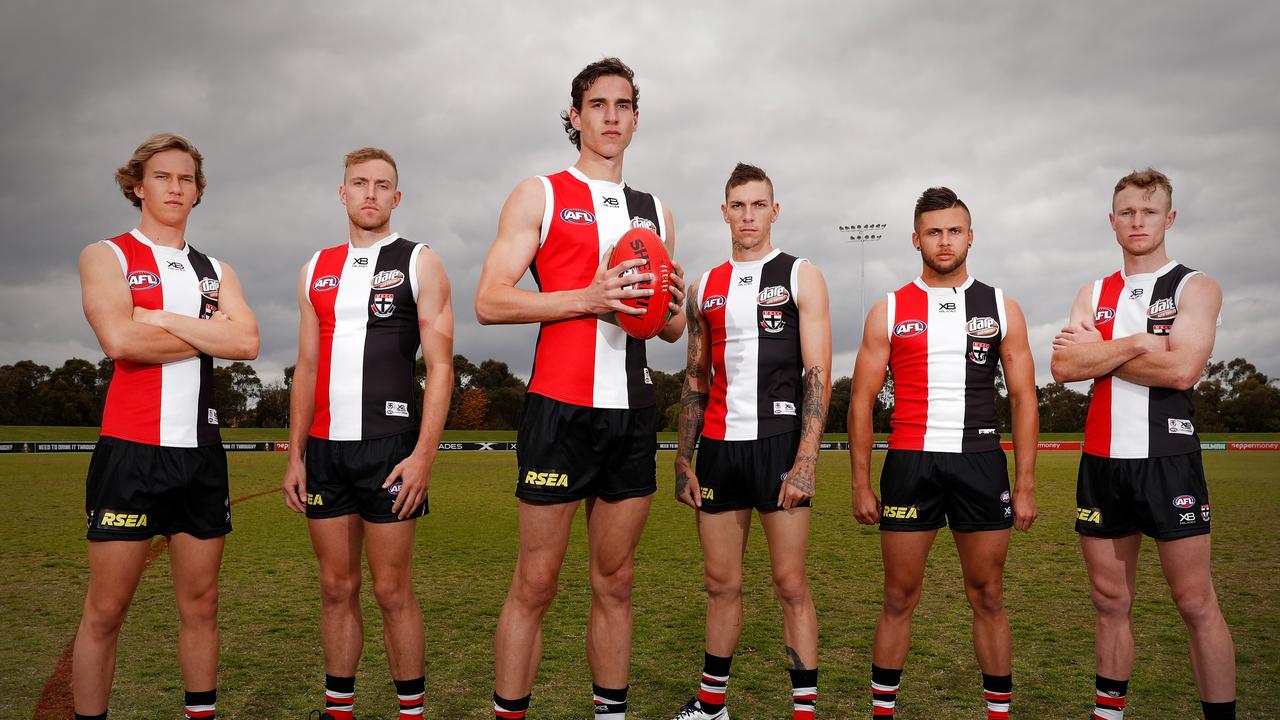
top-left (760, 309), bottom-right (785, 333)
top-left (969, 341), bottom-right (991, 365)
top-left (371, 293), bottom-right (395, 318)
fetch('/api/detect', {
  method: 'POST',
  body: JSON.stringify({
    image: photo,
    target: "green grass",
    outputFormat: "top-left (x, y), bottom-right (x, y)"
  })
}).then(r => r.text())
top-left (2, 451), bottom-right (1276, 718)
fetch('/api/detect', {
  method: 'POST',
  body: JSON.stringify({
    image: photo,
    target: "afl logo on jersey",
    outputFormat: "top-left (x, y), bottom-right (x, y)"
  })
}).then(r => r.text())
top-left (757, 285), bottom-right (791, 306)
top-left (127, 271), bottom-right (160, 290)
top-left (1095, 307), bottom-right (1116, 324)
top-left (1147, 297), bottom-right (1177, 320)
top-left (560, 208), bottom-right (595, 225)
top-left (894, 320), bottom-right (926, 337)
top-left (312, 275), bottom-right (339, 292)
top-left (702, 295), bottom-right (727, 312)
top-left (967, 316), bottom-right (1000, 338)
top-left (371, 269), bottom-right (404, 290)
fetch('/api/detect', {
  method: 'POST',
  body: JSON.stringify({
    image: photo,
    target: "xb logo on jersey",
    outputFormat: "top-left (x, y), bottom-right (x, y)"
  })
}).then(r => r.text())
top-left (128, 271), bottom-right (160, 290)
top-left (560, 208), bottom-right (595, 225)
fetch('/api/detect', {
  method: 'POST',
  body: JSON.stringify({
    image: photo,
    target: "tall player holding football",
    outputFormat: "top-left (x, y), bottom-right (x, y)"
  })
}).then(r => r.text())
top-left (476, 57), bottom-right (684, 720)
top-left (282, 148), bottom-right (453, 720)
top-left (75, 133), bottom-right (259, 720)
top-left (672, 163), bottom-right (831, 720)
top-left (1051, 169), bottom-right (1236, 720)
top-left (849, 187), bottom-right (1038, 719)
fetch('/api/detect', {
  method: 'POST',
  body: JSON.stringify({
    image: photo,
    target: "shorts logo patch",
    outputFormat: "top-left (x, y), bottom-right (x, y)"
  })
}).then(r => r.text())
top-left (894, 320), bottom-right (926, 337)
top-left (387, 482), bottom-right (402, 496)
top-left (1005, 506), bottom-right (1013, 517)
top-left (1172, 494), bottom-right (1196, 509)
top-left (306, 493), bottom-right (324, 506)
top-left (757, 285), bottom-right (790, 306)
top-left (312, 274), bottom-right (339, 291)
top-left (1201, 503), bottom-right (1211, 522)
top-left (882, 505), bottom-right (918, 520)
top-left (96, 510), bottom-right (147, 529)
top-left (1179, 512), bottom-right (1197, 525)
top-left (1095, 307), bottom-right (1115, 324)
top-left (773, 401), bottom-right (796, 416)
top-left (702, 294), bottom-right (727, 312)
top-left (371, 293), bottom-right (395, 318)
top-left (523, 469), bottom-right (569, 487)
top-left (207, 408), bottom-right (218, 424)
top-left (1000, 490), bottom-right (1011, 503)
top-left (967, 316), bottom-right (1000, 338)
top-left (385, 401), bottom-right (409, 417)
top-left (760, 310), bottom-right (785, 333)
top-left (1077, 507), bottom-right (1102, 524)
top-left (371, 269), bottom-right (404, 290)
top-left (560, 208), bottom-right (595, 225)
top-left (1168, 418), bottom-right (1194, 435)
top-left (128, 270), bottom-right (160, 290)
top-left (701, 486), bottom-right (715, 500)
top-left (969, 341), bottom-right (990, 364)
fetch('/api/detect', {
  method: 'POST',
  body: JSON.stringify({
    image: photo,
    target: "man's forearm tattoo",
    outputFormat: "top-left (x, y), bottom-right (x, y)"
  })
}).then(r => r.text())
top-left (785, 366), bottom-right (827, 496)
top-left (678, 383), bottom-right (707, 463)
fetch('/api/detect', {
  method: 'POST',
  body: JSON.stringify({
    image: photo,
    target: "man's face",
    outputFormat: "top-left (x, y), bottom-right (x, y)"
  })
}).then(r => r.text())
top-left (340, 159), bottom-right (400, 231)
top-left (568, 75), bottom-right (637, 159)
top-left (1110, 185), bottom-right (1175, 257)
top-left (722, 180), bottom-right (778, 250)
top-left (913, 206), bottom-right (972, 276)
top-left (134, 149), bottom-right (199, 226)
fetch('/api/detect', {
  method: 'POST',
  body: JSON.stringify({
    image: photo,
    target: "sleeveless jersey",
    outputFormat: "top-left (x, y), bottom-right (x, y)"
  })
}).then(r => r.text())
top-left (526, 167), bottom-right (666, 409)
top-left (887, 277), bottom-right (1007, 453)
top-left (1083, 261), bottom-right (1205, 458)
top-left (306, 233), bottom-right (425, 441)
top-left (696, 249), bottom-right (805, 441)
top-left (99, 229), bottom-right (222, 447)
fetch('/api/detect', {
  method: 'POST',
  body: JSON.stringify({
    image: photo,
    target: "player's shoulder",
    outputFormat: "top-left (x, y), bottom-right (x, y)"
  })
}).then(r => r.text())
top-left (1180, 268), bottom-right (1221, 301)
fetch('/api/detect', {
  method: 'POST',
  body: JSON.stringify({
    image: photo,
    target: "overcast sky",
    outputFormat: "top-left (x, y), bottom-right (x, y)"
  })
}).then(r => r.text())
top-left (2, 0), bottom-right (1277, 391)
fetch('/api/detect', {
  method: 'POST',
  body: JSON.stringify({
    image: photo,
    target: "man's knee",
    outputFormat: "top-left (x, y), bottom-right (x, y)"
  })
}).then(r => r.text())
top-left (882, 582), bottom-right (923, 618)
top-left (1171, 584), bottom-right (1222, 627)
top-left (704, 568), bottom-right (742, 605)
top-left (964, 576), bottom-right (1005, 618)
top-left (591, 560), bottom-right (635, 607)
top-left (1089, 581), bottom-right (1134, 619)
top-left (81, 593), bottom-right (131, 639)
top-left (177, 583), bottom-right (219, 628)
top-left (510, 563), bottom-right (560, 613)
top-left (772, 569), bottom-right (811, 611)
top-left (372, 574), bottom-right (415, 616)
top-left (319, 570), bottom-right (361, 607)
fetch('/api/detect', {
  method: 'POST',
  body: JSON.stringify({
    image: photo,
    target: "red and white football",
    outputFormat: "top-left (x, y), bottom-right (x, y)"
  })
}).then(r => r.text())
top-left (609, 227), bottom-right (673, 340)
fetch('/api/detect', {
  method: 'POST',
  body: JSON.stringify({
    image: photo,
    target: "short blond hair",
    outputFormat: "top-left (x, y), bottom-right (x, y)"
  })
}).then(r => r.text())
top-left (344, 147), bottom-right (398, 185)
top-left (115, 133), bottom-right (206, 208)
top-left (1114, 168), bottom-right (1173, 207)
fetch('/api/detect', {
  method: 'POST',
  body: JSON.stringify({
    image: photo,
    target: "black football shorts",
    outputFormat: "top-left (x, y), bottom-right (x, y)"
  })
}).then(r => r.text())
top-left (1075, 451), bottom-right (1210, 540)
top-left (695, 430), bottom-right (807, 512)
top-left (878, 449), bottom-right (1012, 532)
top-left (305, 431), bottom-right (426, 522)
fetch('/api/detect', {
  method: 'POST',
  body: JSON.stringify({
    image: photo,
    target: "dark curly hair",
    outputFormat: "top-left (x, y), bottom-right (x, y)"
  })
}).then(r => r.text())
top-left (560, 57), bottom-right (639, 149)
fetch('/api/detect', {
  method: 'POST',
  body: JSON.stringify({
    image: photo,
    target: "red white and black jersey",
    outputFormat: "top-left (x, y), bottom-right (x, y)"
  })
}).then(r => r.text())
top-left (526, 167), bottom-right (666, 409)
top-left (306, 233), bottom-right (425, 441)
top-left (887, 277), bottom-right (1007, 453)
top-left (99, 229), bottom-right (222, 448)
top-left (1084, 261), bottom-right (1207, 458)
top-left (696, 249), bottom-right (805, 441)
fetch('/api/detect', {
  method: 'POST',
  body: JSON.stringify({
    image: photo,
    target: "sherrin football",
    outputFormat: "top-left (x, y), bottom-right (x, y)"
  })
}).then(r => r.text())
top-left (609, 227), bottom-right (673, 340)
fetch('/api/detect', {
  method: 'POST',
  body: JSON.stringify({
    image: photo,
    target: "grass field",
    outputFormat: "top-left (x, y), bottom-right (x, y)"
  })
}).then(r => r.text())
top-left (1, 448), bottom-right (1276, 719)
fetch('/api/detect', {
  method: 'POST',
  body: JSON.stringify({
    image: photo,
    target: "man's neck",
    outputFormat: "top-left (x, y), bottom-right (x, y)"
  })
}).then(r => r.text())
top-left (137, 215), bottom-right (187, 249)
top-left (732, 237), bottom-right (775, 262)
top-left (919, 263), bottom-right (969, 288)
top-left (349, 224), bottom-right (393, 248)
top-left (1122, 245), bottom-right (1171, 276)
top-left (573, 149), bottom-right (625, 185)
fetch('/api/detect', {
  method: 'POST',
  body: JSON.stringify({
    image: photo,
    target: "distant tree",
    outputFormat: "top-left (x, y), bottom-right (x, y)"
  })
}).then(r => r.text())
top-left (872, 371), bottom-right (894, 433)
top-left (650, 368), bottom-right (683, 431)
top-left (1038, 382), bottom-right (1089, 433)
top-left (451, 388), bottom-right (490, 430)
top-left (0, 360), bottom-right (51, 424)
top-left (252, 382), bottom-right (291, 428)
top-left (485, 386), bottom-right (524, 430)
top-left (1200, 358), bottom-right (1280, 432)
top-left (212, 361), bottom-right (261, 427)
top-left (826, 376), bottom-right (851, 433)
top-left (37, 358), bottom-right (101, 425)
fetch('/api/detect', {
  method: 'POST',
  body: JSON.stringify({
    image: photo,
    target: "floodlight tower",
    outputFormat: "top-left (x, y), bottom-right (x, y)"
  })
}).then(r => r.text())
top-left (838, 222), bottom-right (886, 331)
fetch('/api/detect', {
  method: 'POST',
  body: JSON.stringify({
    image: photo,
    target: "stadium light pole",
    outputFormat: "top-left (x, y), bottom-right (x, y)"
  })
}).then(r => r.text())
top-left (838, 223), bottom-right (886, 334)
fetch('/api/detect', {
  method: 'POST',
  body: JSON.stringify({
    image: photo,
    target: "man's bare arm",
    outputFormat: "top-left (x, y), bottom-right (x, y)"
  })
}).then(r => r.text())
top-left (135, 262), bottom-right (259, 360)
top-left (675, 274), bottom-right (709, 508)
top-left (850, 300), bottom-right (890, 525)
top-left (80, 242), bottom-right (198, 364)
top-left (656, 205), bottom-right (687, 343)
top-left (474, 177), bottom-right (653, 325)
top-left (1000, 297), bottom-right (1039, 531)
top-left (283, 262), bottom-right (319, 513)
top-left (778, 263), bottom-right (832, 508)
top-left (1051, 283), bottom-right (1156, 382)
top-left (1111, 275), bottom-right (1221, 391)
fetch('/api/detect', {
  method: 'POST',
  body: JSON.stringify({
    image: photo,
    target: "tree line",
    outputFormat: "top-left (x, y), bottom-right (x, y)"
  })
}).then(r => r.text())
top-left (2, 355), bottom-right (1278, 433)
